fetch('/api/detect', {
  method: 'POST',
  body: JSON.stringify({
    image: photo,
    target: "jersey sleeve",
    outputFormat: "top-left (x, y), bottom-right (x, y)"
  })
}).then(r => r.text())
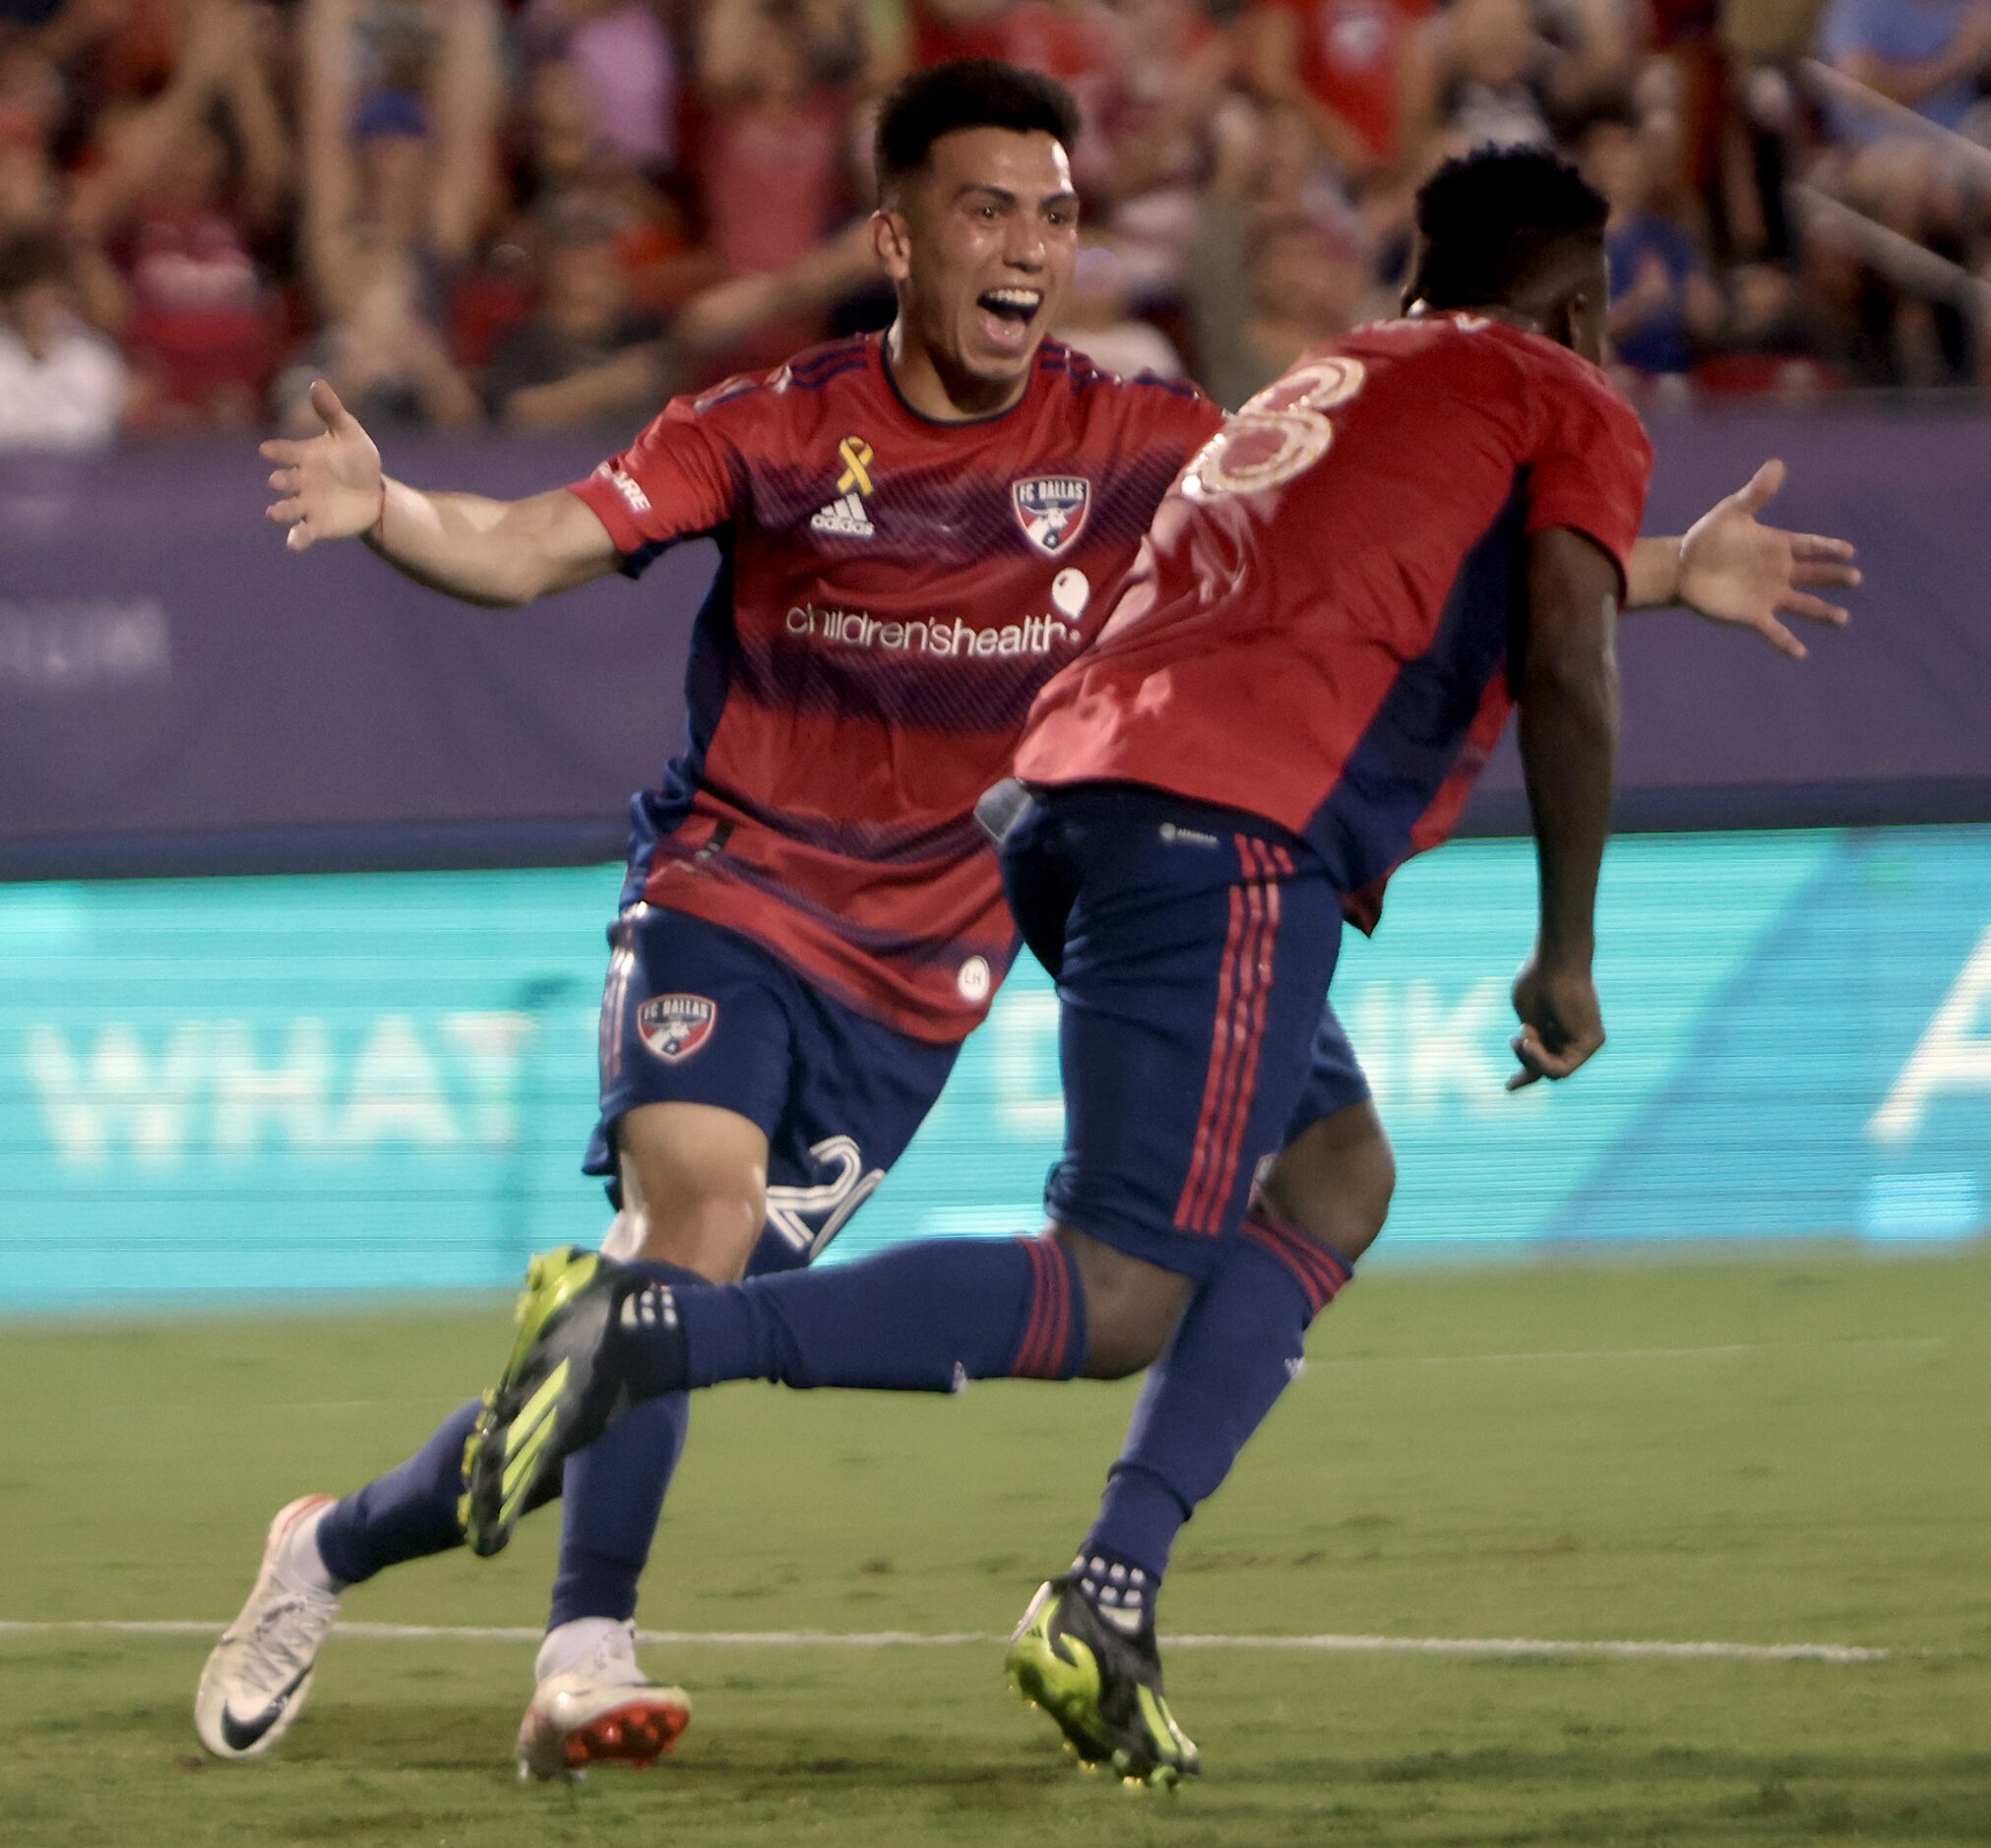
top-left (566, 386), bottom-right (750, 576)
top-left (1159, 383), bottom-right (1226, 455)
top-left (1113, 378), bottom-right (1226, 488)
top-left (1521, 363), bottom-right (1653, 591)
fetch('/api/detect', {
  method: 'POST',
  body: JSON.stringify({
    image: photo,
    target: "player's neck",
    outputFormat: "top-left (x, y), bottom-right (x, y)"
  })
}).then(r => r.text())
top-left (885, 322), bottom-right (1032, 423)
top-left (1406, 300), bottom-right (1543, 339)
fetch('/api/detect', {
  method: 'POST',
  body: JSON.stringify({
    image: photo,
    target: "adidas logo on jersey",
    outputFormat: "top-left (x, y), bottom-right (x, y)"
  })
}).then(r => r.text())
top-left (809, 492), bottom-right (874, 538)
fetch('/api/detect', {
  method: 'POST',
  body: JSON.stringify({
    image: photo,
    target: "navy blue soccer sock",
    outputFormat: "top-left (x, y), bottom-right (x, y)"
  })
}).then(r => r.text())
top-left (547, 1261), bottom-right (704, 1632)
top-left (315, 1396), bottom-right (484, 1587)
top-left (624, 1235), bottom-right (1087, 1393)
top-left (1077, 1210), bottom-right (1353, 1602)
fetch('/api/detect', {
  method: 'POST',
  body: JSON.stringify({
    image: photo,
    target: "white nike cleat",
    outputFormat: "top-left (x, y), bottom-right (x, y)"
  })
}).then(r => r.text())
top-left (194, 1495), bottom-right (342, 1761)
top-left (516, 1620), bottom-right (691, 1781)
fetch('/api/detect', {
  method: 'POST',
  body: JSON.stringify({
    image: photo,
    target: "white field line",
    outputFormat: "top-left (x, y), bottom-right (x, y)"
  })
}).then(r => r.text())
top-left (0, 1619), bottom-right (1898, 1665)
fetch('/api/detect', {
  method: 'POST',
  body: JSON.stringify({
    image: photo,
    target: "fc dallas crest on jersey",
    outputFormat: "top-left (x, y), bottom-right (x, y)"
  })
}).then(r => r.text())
top-left (567, 334), bottom-right (1221, 1041)
top-left (637, 994), bottom-right (717, 1062)
top-left (1012, 474), bottom-right (1090, 555)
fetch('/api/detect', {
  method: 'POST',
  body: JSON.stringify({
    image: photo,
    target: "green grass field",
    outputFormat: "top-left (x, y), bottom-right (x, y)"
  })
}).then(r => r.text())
top-left (3, 1246), bottom-right (1988, 1846)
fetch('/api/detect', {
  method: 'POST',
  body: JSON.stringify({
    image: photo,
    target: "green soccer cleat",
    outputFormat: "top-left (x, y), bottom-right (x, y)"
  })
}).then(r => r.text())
top-left (461, 1246), bottom-right (648, 1557)
top-left (1005, 1573), bottom-right (1202, 1789)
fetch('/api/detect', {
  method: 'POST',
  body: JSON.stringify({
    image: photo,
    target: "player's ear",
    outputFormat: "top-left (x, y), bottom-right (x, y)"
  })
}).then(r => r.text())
top-left (1559, 289), bottom-right (1606, 366)
top-left (1400, 235), bottom-right (1429, 316)
top-left (1563, 247), bottom-right (1611, 365)
top-left (871, 208), bottom-right (913, 285)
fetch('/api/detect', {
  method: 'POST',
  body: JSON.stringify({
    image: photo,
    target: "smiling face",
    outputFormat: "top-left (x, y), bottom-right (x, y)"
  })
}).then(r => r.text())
top-left (873, 125), bottom-right (1080, 419)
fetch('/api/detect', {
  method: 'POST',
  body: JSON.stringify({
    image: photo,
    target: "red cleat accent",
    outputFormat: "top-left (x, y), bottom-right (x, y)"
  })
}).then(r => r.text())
top-left (516, 1656), bottom-right (692, 1780)
top-left (553, 1695), bottom-right (691, 1772)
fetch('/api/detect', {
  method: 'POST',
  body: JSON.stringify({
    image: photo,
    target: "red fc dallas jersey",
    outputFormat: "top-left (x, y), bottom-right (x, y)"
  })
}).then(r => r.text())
top-left (571, 333), bottom-right (1220, 1041)
top-left (1016, 314), bottom-right (1652, 930)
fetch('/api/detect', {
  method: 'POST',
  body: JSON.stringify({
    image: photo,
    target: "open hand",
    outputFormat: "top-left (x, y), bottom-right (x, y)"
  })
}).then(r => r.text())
top-left (1675, 460), bottom-right (1858, 659)
top-left (1508, 955), bottom-right (1605, 1090)
top-left (261, 381), bottom-right (383, 553)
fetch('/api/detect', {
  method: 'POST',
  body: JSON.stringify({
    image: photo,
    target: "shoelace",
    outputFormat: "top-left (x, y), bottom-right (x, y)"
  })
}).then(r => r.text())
top-left (566, 1628), bottom-right (648, 1689)
top-left (240, 1590), bottom-right (336, 1697)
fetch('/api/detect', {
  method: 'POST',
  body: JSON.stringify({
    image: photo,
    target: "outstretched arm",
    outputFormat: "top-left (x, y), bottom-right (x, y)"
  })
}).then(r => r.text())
top-left (1625, 461), bottom-right (1859, 656)
top-left (262, 381), bottom-right (620, 606)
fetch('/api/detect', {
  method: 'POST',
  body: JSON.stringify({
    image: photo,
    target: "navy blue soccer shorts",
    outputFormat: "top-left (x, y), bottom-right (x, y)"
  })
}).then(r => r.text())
top-left (1282, 997), bottom-right (1372, 1149)
top-left (998, 782), bottom-right (1364, 1281)
top-left (589, 904), bottom-right (960, 1276)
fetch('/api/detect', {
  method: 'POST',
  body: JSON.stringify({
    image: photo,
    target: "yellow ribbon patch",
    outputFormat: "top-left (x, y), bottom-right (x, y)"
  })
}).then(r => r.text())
top-left (837, 437), bottom-right (875, 497)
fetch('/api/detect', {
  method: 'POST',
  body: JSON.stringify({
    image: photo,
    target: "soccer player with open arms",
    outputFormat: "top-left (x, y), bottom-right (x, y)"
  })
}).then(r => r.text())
top-left (203, 63), bottom-right (1854, 1775)
top-left (464, 145), bottom-right (1841, 1785)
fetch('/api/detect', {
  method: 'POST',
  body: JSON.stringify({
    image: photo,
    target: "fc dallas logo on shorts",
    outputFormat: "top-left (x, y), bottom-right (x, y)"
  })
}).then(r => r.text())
top-left (1012, 475), bottom-right (1090, 555)
top-left (637, 994), bottom-right (717, 1062)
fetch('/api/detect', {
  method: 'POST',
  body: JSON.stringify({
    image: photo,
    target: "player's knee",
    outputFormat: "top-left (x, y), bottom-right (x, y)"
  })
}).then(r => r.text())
top-left (1052, 1227), bottom-right (1190, 1379)
top-left (1278, 1159), bottom-right (1393, 1265)
top-left (1257, 1103), bottom-right (1396, 1265)
top-left (616, 1102), bottom-right (770, 1281)
top-left (1328, 1136), bottom-right (1396, 1261)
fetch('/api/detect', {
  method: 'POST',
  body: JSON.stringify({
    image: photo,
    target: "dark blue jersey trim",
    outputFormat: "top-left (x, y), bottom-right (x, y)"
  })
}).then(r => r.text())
top-left (789, 337), bottom-right (870, 378)
top-left (1304, 480), bottom-right (1528, 891)
top-left (624, 527), bottom-right (740, 905)
top-left (787, 354), bottom-right (871, 392)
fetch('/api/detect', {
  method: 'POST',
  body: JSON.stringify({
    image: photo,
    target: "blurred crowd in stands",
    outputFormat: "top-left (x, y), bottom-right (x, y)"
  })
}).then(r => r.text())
top-left (2, 0), bottom-right (1989, 450)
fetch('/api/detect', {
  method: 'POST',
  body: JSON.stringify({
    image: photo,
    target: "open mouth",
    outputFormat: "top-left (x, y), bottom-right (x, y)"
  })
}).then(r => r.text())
top-left (975, 287), bottom-right (1043, 353)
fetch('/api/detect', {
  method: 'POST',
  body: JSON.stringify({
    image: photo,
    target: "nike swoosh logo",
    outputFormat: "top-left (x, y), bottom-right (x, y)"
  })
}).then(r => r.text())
top-left (218, 1660), bottom-right (313, 1753)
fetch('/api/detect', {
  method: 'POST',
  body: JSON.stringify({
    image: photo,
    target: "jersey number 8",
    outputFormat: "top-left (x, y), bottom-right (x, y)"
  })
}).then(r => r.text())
top-left (1185, 358), bottom-right (1367, 500)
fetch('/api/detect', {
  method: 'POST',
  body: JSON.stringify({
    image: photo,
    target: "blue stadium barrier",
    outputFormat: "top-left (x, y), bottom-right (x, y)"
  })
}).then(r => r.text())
top-left (3, 825), bottom-right (1984, 1314)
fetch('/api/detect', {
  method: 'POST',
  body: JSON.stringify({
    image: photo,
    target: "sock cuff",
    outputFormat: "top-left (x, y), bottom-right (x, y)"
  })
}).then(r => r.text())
top-left (1071, 1545), bottom-right (1158, 1628)
top-left (1236, 1208), bottom-right (1353, 1318)
top-left (1011, 1236), bottom-right (1088, 1379)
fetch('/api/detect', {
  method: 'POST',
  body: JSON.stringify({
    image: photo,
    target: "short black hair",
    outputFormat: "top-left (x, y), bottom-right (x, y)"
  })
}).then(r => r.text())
top-left (1408, 144), bottom-right (1608, 312)
top-left (873, 59), bottom-right (1082, 205)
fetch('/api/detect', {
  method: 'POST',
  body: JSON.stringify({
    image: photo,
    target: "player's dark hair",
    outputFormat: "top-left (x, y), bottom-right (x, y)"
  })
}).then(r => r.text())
top-left (873, 59), bottom-right (1082, 206)
top-left (1407, 145), bottom-right (1608, 313)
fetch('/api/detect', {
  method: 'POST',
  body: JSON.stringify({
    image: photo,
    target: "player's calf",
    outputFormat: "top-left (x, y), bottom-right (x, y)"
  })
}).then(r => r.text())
top-left (464, 1234), bottom-right (1101, 1555)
